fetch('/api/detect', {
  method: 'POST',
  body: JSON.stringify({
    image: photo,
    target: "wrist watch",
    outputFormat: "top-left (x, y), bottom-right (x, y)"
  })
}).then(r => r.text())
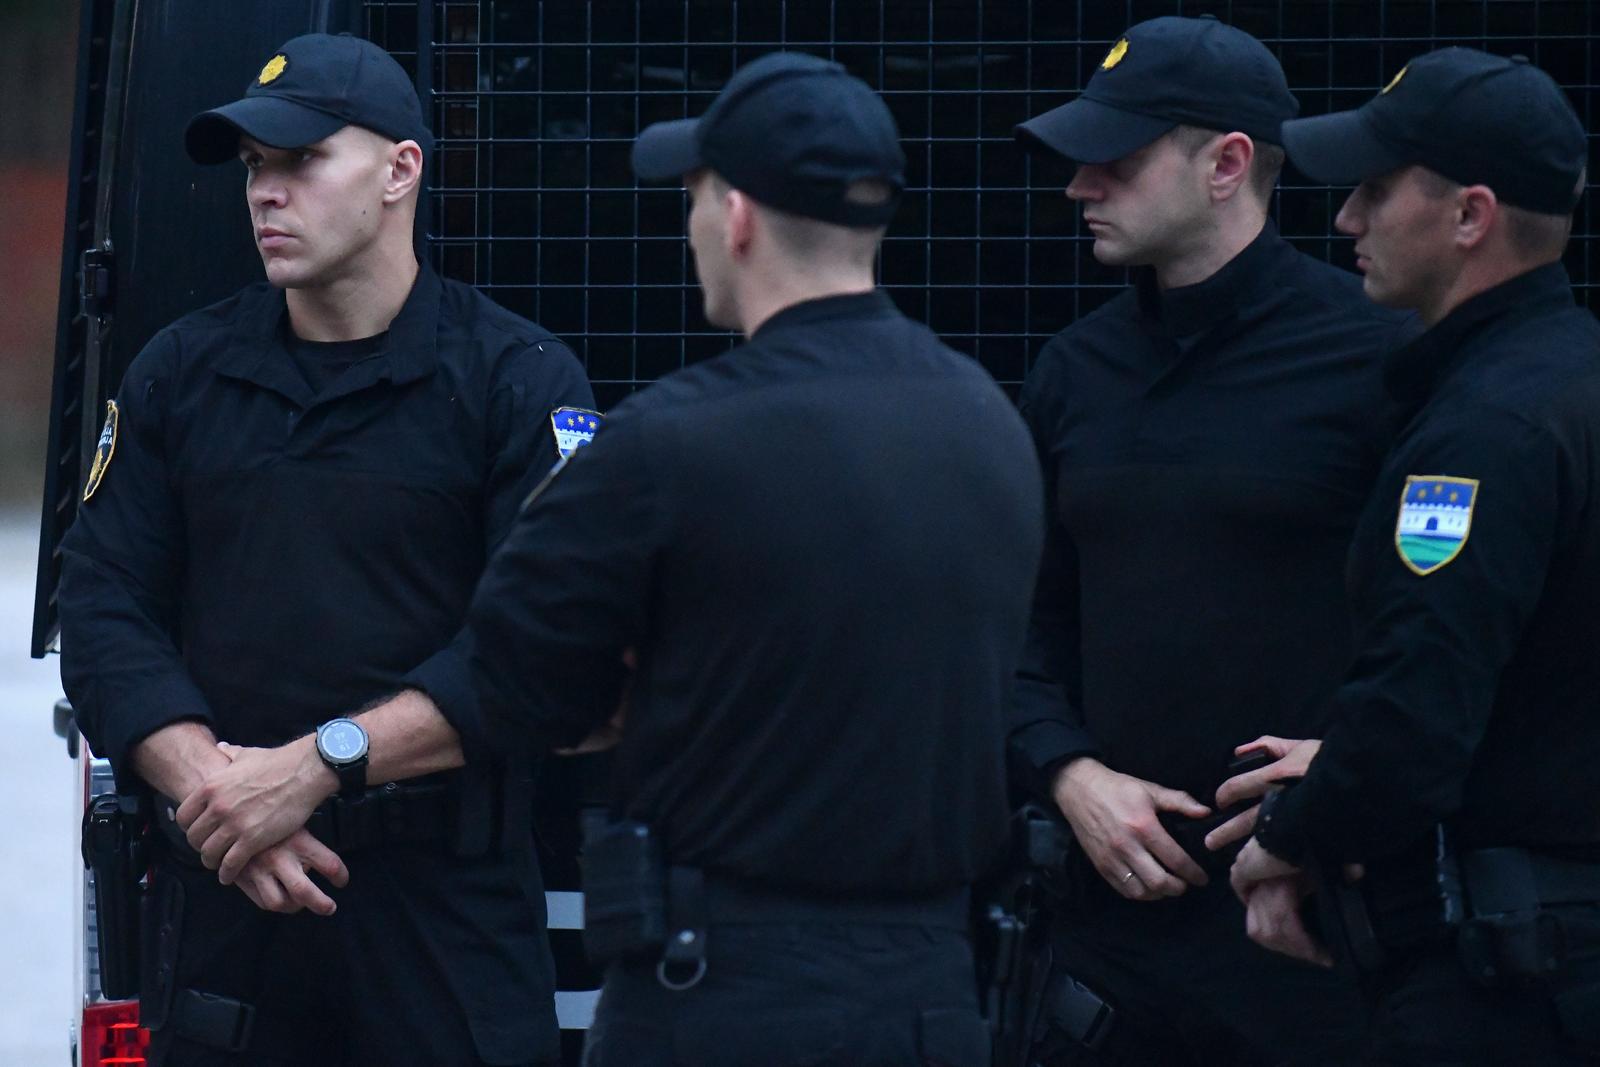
top-left (315, 717), bottom-right (369, 796)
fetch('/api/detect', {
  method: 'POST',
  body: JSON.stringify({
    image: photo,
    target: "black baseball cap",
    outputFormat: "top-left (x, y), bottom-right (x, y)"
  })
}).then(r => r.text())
top-left (1016, 15), bottom-right (1299, 165)
top-left (632, 51), bottom-right (905, 228)
top-left (186, 33), bottom-right (433, 165)
top-left (1282, 48), bottom-right (1585, 215)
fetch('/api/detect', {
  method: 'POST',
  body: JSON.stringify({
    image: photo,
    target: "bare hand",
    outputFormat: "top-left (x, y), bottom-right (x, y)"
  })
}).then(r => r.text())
top-left (176, 738), bottom-right (337, 885)
top-left (1052, 758), bottom-right (1211, 900)
top-left (233, 828), bottom-right (350, 915)
top-left (1205, 736), bottom-right (1322, 852)
top-left (1230, 838), bottom-right (1331, 967)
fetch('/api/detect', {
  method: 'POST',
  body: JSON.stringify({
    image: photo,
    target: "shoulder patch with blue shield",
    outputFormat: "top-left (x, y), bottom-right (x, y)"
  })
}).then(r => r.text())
top-left (1394, 475), bottom-right (1478, 576)
top-left (550, 407), bottom-right (603, 459)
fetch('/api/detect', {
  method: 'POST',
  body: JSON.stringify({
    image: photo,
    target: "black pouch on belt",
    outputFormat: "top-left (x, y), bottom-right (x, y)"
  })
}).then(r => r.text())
top-left (580, 813), bottom-right (668, 966)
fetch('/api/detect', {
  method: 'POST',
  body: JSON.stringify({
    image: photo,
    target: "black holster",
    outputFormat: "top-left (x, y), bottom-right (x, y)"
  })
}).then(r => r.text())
top-left (81, 792), bottom-right (148, 1001)
top-left (579, 813), bottom-right (668, 966)
top-left (981, 804), bottom-right (1118, 1067)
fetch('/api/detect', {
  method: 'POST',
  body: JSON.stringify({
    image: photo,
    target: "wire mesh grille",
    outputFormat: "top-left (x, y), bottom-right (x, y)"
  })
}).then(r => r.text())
top-left (365, 1), bottom-right (1598, 407)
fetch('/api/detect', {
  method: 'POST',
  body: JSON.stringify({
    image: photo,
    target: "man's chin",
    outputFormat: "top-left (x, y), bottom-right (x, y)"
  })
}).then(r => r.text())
top-left (1089, 238), bottom-right (1141, 268)
top-left (700, 295), bottom-right (735, 332)
top-left (263, 260), bottom-right (318, 291)
top-left (1361, 275), bottom-right (1402, 308)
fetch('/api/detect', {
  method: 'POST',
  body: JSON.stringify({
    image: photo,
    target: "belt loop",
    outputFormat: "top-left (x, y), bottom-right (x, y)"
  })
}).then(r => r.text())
top-left (499, 769), bottom-right (534, 854)
top-left (173, 989), bottom-right (256, 1053)
top-left (657, 866), bottom-right (708, 991)
top-left (380, 782), bottom-right (407, 843)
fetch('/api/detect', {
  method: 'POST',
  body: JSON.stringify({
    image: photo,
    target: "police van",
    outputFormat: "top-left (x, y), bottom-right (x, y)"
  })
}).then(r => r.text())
top-left (35, 2), bottom-right (1591, 1064)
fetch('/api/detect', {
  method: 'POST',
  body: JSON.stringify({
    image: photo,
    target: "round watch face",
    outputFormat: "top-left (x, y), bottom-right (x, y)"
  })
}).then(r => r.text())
top-left (319, 719), bottom-right (368, 764)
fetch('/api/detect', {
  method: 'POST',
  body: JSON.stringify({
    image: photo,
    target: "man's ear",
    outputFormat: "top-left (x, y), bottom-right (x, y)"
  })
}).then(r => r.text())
top-left (1453, 185), bottom-right (1498, 252)
top-left (1209, 132), bottom-right (1255, 203)
top-left (725, 187), bottom-right (756, 260)
top-left (384, 140), bottom-right (425, 203)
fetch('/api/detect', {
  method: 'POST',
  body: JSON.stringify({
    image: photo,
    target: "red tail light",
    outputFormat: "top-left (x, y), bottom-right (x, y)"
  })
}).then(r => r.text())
top-left (81, 1000), bottom-right (148, 1067)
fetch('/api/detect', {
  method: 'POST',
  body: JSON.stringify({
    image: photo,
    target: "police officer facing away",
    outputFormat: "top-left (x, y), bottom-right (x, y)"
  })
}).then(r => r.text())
top-left (456, 52), bottom-right (1044, 1066)
top-left (1225, 48), bottom-right (1600, 1064)
top-left (1008, 16), bottom-right (1401, 1063)
top-left (60, 34), bottom-right (591, 1065)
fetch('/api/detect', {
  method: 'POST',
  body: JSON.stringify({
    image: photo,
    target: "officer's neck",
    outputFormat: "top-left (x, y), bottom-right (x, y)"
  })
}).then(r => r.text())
top-left (1416, 240), bottom-right (1562, 327)
top-left (1153, 203), bottom-right (1268, 292)
top-left (735, 265), bottom-right (877, 339)
top-left (286, 247), bottom-right (421, 342)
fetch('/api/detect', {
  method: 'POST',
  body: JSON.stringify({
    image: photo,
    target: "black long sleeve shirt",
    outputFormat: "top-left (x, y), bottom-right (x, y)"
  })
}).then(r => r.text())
top-left (1009, 223), bottom-right (1409, 806)
top-left (465, 291), bottom-right (1046, 896)
top-left (1259, 263), bottom-right (1600, 865)
top-left (59, 265), bottom-right (593, 787)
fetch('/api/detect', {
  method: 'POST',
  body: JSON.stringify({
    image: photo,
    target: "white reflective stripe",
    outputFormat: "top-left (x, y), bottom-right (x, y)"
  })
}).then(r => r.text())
top-left (546, 890), bottom-right (584, 930)
top-left (555, 988), bottom-right (600, 1030)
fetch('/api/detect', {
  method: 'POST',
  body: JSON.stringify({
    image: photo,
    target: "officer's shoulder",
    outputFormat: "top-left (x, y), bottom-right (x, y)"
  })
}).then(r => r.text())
top-left (437, 275), bottom-right (566, 352)
top-left (160, 281), bottom-right (277, 335)
top-left (131, 282), bottom-right (279, 374)
top-left (1459, 306), bottom-right (1600, 420)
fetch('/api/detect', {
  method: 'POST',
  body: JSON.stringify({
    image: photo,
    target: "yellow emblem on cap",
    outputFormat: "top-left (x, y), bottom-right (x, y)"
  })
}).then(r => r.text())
top-left (1381, 64), bottom-right (1407, 94)
top-left (1101, 38), bottom-right (1129, 71)
top-left (259, 54), bottom-right (288, 85)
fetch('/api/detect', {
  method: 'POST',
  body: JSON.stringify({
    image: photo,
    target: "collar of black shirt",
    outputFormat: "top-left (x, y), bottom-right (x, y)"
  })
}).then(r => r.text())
top-left (750, 289), bottom-right (899, 343)
top-left (211, 261), bottom-right (444, 403)
top-left (1134, 219), bottom-right (1287, 339)
top-left (1383, 261), bottom-right (1576, 407)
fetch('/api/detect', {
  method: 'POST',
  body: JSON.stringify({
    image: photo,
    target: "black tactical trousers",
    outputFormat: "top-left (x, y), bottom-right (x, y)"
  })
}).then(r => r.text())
top-left (1036, 876), bottom-right (1365, 1066)
top-left (139, 841), bottom-right (561, 1066)
top-left (581, 922), bottom-right (990, 1067)
top-left (1363, 906), bottom-right (1600, 1065)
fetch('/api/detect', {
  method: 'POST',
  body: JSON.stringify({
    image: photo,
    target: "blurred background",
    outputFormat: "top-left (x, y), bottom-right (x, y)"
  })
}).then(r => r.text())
top-left (1, 0), bottom-right (80, 1062)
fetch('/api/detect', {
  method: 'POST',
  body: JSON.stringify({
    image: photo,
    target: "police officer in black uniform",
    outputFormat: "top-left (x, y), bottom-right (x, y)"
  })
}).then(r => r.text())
top-left (59, 33), bottom-right (592, 1065)
top-left (1006, 16), bottom-right (1404, 1064)
top-left (454, 52), bottom-right (1044, 1066)
top-left (1226, 48), bottom-right (1600, 1065)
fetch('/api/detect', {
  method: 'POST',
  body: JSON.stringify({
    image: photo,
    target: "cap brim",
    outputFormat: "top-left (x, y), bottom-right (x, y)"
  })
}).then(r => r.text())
top-left (1282, 109), bottom-right (1409, 186)
top-left (185, 96), bottom-right (348, 165)
top-left (632, 118), bottom-right (704, 181)
top-left (1015, 97), bottom-right (1176, 165)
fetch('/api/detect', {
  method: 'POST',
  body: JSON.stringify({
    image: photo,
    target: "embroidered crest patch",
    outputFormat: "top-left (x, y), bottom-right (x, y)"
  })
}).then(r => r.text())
top-left (1395, 475), bottom-right (1478, 576)
top-left (550, 407), bottom-right (603, 459)
top-left (1101, 38), bottom-right (1129, 71)
top-left (83, 400), bottom-right (119, 502)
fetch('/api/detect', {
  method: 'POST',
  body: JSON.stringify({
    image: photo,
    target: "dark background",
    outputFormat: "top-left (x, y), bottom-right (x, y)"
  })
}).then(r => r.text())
top-left (365, 0), bottom-right (1597, 409)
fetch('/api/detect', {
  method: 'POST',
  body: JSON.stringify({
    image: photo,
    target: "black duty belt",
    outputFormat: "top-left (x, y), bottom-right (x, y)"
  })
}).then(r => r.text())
top-left (698, 876), bottom-right (972, 931)
top-left (305, 781), bottom-right (452, 851)
top-left (654, 871), bottom-right (972, 991)
top-left (153, 780), bottom-right (457, 863)
top-left (1460, 848), bottom-right (1600, 912)
top-left (1327, 836), bottom-right (1600, 981)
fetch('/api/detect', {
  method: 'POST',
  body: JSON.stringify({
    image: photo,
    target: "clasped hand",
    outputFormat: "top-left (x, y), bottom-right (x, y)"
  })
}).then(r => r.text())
top-left (175, 739), bottom-right (346, 916)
